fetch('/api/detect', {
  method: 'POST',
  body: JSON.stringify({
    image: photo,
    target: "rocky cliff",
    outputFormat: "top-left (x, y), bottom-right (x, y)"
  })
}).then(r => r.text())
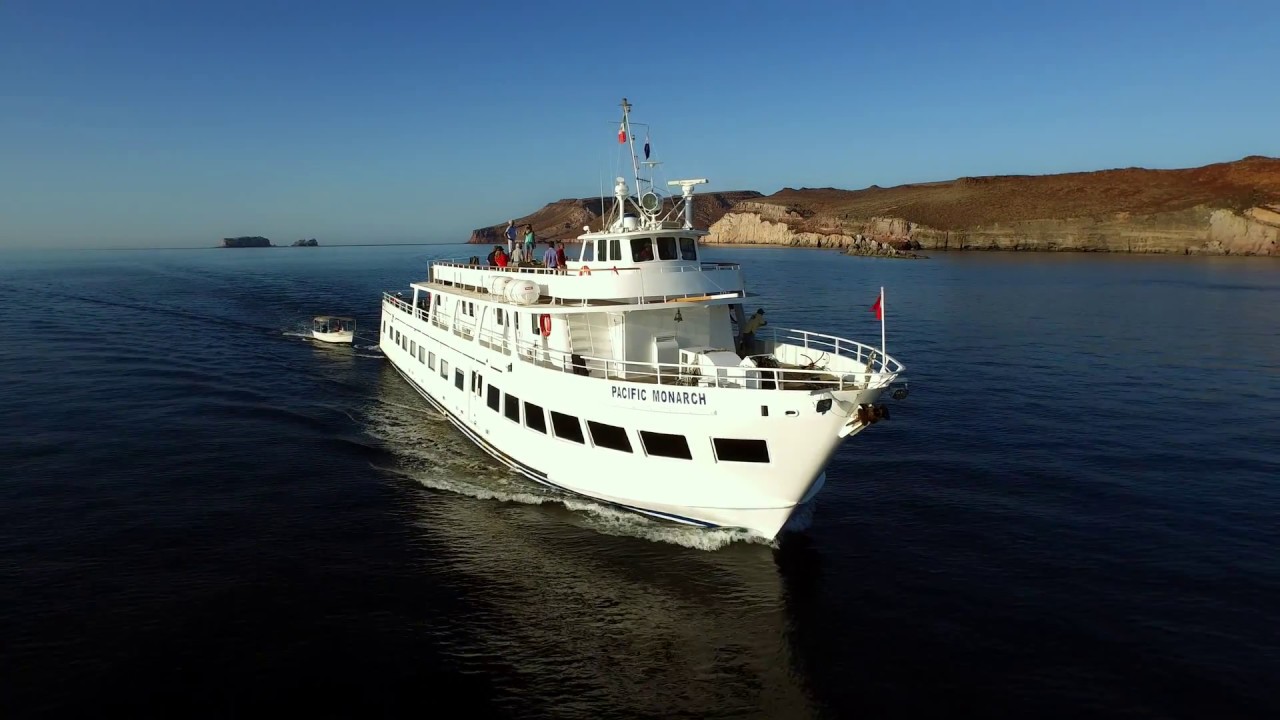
top-left (704, 157), bottom-right (1280, 256)
top-left (468, 191), bottom-right (763, 245)
top-left (221, 236), bottom-right (272, 248)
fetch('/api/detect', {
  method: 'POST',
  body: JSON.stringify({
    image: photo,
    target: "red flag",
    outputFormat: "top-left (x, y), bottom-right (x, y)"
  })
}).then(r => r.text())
top-left (618, 124), bottom-right (627, 144)
top-left (871, 293), bottom-right (882, 321)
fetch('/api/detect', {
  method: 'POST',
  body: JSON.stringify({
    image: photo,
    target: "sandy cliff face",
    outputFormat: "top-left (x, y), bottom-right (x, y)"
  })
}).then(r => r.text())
top-left (706, 205), bottom-right (1280, 255)
top-left (705, 157), bottom-right (1280, 256)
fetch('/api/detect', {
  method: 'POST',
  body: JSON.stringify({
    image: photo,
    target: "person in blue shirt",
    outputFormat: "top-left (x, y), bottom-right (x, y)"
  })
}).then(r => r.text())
top-left (542, 242), bottom-right (559, 269)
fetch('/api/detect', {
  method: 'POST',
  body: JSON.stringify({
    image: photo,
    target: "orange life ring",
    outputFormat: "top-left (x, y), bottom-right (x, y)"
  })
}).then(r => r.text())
top-left (539, 314), bottom-right (552, 337)
top-left (579, 266), bottom-right (592, 276)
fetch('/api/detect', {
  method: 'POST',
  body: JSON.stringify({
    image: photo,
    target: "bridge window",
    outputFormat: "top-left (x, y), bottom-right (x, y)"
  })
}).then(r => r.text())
top-left (487, 385), bottom-right (500, 411)
top-left (630, 238), bottom-right (654, 262)
top-left (580, 243), bottom-right (594, 262)
top-left (588, 421), bottom-right (632, 453)
top-left (712, 438), bottom-right (770, 463)
top-left (550, 411), bottom-right (585, 444)
top-left (524, 401), bottom-right (547, 434)
top-left (679, 237), bottom-right (697, 260)
top-left (504, 394), bottom-right (521, 423)
top-left (639, 431), bottom-right (692, 460)
top-left (656, 237), bottom-right (678, 260)
top-left (608, 239), bottom-right (621, 261)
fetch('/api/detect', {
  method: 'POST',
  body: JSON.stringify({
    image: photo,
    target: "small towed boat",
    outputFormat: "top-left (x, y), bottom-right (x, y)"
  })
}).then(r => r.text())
top-left (312, 316), bottom-right (355, 343)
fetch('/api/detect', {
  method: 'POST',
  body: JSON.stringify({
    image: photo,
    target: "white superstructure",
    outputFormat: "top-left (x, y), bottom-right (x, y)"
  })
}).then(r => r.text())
top-left (378, 99), bottom-right (906, 539)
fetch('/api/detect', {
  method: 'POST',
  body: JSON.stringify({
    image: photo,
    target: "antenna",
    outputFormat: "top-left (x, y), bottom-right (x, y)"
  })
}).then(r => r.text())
top-left (667, 179), bottom-right (710, 229)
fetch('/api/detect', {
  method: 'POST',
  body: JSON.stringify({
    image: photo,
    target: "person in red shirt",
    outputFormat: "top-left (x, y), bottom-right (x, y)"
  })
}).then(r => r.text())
top-left (495, 247), bottom-right (508, 267)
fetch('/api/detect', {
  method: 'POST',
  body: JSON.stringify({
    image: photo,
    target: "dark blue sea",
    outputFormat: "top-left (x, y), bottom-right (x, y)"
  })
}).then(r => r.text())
top-left (1, 244), bottom-right (1277, 718)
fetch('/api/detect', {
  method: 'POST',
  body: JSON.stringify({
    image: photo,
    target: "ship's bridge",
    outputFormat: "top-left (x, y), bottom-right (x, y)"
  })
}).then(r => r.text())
top-left (429, 231), bottom-right (746, 306)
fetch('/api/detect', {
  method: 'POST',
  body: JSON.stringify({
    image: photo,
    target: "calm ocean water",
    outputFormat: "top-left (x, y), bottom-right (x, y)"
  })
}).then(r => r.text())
top-left (1, 244), bottom-right (1277, 718)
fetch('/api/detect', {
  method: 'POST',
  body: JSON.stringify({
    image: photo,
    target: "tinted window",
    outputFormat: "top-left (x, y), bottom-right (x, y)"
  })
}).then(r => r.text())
top-left (608, 239), bottom-right (621, 261)
top-left (679, 237), bottom-right (697, 260)
top-left (640, 431), bottom-right (692, 459)
top-left (713, 438), bottom-right (770, 463)
top-left (454, 369), bottom-right (464, 390)
top-left (551, 411), bottom-right (585, 443)
top-left (487, 385), bottom-right (500, 411)
top-left (656, 237), bottom-right (678, 260)
top-left (524, 402), bottom-right (547, 434)
top-left (440, 359), bottom-right (448, 379)
top-left (588, 421), bottom-right (632, 453)
top-left (504, 394), bottom-right (521, 422)
top-left (630, 238), bottom-right (653, 262)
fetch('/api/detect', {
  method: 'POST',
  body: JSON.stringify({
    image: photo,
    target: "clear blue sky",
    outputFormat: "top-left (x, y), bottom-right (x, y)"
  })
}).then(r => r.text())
top-left (2, 0), bottom-right (1277, 248)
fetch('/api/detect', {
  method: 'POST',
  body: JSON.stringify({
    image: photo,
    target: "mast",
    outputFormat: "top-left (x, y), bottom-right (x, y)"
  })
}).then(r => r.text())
top-left (621, 98), bottom-right (642, 202)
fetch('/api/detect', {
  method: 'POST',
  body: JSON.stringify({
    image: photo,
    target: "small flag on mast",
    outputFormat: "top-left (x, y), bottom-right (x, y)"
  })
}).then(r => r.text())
top-left (618, 124), bottom-right (626, 144)
top-left (871, 292), bottom-right (882, 321)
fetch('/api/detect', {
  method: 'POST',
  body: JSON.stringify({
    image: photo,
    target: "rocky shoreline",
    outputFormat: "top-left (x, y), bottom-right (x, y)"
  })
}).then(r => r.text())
top-left (469, 156), bottom-right (1280, 257)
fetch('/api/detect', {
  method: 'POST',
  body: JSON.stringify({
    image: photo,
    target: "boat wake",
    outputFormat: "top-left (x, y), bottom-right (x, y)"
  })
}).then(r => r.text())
top-left (362, 396), bottom-right (773, 551)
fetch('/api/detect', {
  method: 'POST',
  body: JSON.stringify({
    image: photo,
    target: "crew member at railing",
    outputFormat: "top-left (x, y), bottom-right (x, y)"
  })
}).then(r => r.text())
top-left (739, 308), bottom-right (767, 356)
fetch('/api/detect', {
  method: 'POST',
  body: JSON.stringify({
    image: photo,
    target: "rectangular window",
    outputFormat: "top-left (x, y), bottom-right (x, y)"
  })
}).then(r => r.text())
top-left (419, 347), bottom-right (425, 364)
top-left (713, 438), bottom-right (770, 463)
top-left (440, 359), bottom-right (448, 379)
top-left (429, 352), bottom-right (436, 370)
top-left (382, 320), bottom-right (387, 335)
top-left (608, 239), bottom-right (621, 261)
top-left (524, 402), bottom-right (547, 434)
top-left (630, 237), bottom-right (653, 262)
top-left (395, 330), bottom-right (401, 344)
top-left (588, 421), bottom-right (632, 453)
top-left (656, 236), bottom-right (678, 260)
top-left (411, 340), bottom-right (417, 356)
top-left (679, 237), bottom-right (697, 260)
top-left (454, 369), bottom-right (464, 390)
top-left (551, 411), bottom-right (585, 444)
top-left (504, 394), bottom-right (521, 423)
top-left (640, 431), bottom-right (692, 460)
top-left (487, 385), bottom-right (500, 411)
top-left (495, 308), bottom-right (504, 326)
top-left (581, 243), bottom-right (594, 261)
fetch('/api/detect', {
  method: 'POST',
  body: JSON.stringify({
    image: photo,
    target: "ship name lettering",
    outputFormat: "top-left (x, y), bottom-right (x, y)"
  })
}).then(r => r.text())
top-left (612, 385), bottom-right (706, 406)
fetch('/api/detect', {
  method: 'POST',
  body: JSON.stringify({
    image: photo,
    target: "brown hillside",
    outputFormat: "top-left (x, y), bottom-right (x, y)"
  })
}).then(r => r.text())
top-left (760, 156), bottom-right (1280, 230)
top-left (468, 191), bottom-right (763, 244)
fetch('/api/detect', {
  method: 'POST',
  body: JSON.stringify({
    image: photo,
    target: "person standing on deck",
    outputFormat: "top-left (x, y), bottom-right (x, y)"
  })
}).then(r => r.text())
top-left (555, 241), bottom-right (567, 274)
top-left (505, 220), bottom-right (517, 255)
top-left (542, 241), bottom-right (559, 270)
top-left (741, 308), bottom-right (767, 356)
top-left (510, 242), bottom-right (523, 266)
top-left (523, 225), bottom-right (535, 260)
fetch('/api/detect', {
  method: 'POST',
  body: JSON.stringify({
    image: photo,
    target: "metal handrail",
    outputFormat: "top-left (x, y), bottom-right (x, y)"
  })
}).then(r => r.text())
top-left (382, 292), bottom-right (903, 390)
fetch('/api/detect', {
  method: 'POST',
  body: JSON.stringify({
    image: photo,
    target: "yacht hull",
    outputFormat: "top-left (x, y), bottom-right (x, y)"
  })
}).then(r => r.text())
top-left (381, 306), bottom-right (885, 539)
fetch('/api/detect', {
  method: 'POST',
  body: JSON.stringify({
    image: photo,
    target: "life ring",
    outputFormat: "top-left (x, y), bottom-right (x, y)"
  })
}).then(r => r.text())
top-left (579, 266), bottom-right (592, 276)
top-left (539, 314), bottom-right (552, 337)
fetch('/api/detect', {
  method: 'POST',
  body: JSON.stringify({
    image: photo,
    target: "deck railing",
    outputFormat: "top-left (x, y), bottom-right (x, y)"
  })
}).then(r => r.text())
top-left (381, 292), bottom-right (903, 391)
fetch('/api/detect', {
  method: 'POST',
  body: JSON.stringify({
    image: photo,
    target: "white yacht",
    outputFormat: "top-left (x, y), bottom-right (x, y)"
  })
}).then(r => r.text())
top-left (378, 99), bottom-right (906, 539)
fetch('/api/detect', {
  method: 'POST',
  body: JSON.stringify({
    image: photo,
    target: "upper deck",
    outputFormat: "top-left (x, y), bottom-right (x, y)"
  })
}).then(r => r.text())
top-left (429, 258), bottom-right (745, 307)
